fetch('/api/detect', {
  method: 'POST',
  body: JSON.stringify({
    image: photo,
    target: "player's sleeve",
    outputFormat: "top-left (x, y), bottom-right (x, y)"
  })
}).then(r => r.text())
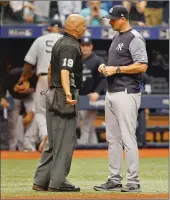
top-left (59, 45), bottom-right (77, 72)
top-left (129, 37), bottom-right (148, 64)
top-left (24, 38), bottom-right (39, 66)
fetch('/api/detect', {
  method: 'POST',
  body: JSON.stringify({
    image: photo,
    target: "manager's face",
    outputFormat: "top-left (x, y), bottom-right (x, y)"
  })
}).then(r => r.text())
top-left (109, 17), bottom-right (126, 31)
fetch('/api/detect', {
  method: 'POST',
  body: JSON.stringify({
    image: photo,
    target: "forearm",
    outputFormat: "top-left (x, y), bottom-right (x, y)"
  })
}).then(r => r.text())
top-left (61, 70), bottom-right (70, 95)
top-left (122, 0), bottom-right (131, 12)
top-left (20, 63), bottom-right (33, 82)
top-left (88, 16), bottom-right (94, 25)
top-left (94, 78), bottom-right (107, 94)
top-left (47, 64), bottom-right (51, 88)
top-left (101, 18), bottom-right (106, 25)
top-left (136, 1), bottom-right (146, 13)
top-left (120, 63), bottom-right (148, 74)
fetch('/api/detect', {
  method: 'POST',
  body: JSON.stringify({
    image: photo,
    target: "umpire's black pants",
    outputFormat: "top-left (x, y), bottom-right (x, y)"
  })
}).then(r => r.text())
top-left (33, 89), bottom-right (77, 189)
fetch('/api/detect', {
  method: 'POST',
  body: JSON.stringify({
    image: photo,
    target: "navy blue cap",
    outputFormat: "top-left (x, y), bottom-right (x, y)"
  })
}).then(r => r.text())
top-left (49, 19), bottom-right (62, 28)
top-left (104, 5), bottom-right (129, 20)
top-left (81, 37), bottom-right (92, 45)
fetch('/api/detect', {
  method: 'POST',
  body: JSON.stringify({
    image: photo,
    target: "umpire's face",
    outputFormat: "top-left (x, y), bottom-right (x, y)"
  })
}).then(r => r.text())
top-left (77, 20), bottom-right (87, 39)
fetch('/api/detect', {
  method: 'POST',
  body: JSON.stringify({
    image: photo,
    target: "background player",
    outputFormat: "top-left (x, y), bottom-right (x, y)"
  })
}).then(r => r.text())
top-left (77, 37), bottom-right (106, 145)
top-left (14, 19), bottom-right (63, 147)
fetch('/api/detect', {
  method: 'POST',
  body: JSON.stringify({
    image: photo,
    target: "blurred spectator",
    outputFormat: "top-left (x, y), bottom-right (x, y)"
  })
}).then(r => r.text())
top-left (123, 0), bottom-right (146, 26)
top-left (144, 1), bottom-right (163, 25)
top-left (57, 1), bottom-right (82, 25)
top-left (58, 1), bottom-right (82, 17)
top-left (162, 1), bottom-right (169, 26)
top-left (77, 37), bottom-right (106, 145)
top-left (101, 1), bottom-right (113, 12)
top-left (80, 1), bottom-right (109, 26)
top-left (23, 1), bottom-right (36, 23)
top-left (49, 1), bottom-right (59, 19)
top-left (9, 1), bottom-right (34, 23)
top-left (2, 1), bottom-right (35, 23)
top-left (34, 1), bottom-right (51, 23)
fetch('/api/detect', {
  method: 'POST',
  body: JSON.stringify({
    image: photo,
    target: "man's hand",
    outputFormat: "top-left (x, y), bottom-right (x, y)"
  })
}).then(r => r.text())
top-left (23, 112), bottom-right (34, 127)
top-left (88, 92), bottom-right (100, 102)
top-left (14, 81), bottom-right (34, 94)
top-left (91, 5), bottom-right (101, 18)
top-left (66, 93), bottom-right (77, 106)
top-left (102, 66), bottom-right (117, 77)
top-left (98, 64), bottom-right (106, 73)
top-left (0, 98), bottom-right (9, 108)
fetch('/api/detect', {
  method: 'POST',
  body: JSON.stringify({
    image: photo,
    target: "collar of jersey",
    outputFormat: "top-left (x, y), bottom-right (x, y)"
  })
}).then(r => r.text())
top-left (64, 32), bottom-right (79, 42)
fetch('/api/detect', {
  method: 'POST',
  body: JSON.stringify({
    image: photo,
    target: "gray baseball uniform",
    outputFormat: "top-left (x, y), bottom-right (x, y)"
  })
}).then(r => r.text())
top-left (105, 29), bottom-right (148, 185)
top-left (24, 32), bottom-right (62, 142)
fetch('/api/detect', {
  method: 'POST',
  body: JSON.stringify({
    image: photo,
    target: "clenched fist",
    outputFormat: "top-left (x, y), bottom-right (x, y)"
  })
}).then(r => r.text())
top-left (0, 98), bottom-right (9, 108)
top-left (98, 64), bottom-right (106, 73)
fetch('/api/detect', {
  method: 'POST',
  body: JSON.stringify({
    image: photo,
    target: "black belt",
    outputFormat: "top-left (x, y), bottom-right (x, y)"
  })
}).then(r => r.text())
top-left (39, 73), bottom-right (48, 76)
top-left (50, 86), bottom-right (77, 89)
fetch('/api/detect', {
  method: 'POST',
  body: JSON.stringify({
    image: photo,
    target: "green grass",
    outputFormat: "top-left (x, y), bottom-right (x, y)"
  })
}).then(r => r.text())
top-left (1, 157), bottom-right (168, 198)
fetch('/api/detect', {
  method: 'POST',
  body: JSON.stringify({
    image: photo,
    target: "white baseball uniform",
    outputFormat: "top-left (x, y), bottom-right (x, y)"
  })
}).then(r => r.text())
top-left (24, 32), bottom-right (62, 142)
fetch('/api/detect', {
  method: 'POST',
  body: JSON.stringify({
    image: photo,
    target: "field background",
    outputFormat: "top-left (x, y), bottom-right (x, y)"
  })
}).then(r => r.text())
top-left (1, 149), bottom-right (169, 200)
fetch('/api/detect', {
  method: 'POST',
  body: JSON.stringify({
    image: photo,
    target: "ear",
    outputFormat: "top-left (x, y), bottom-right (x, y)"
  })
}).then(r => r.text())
top-left (75, 25), bottom-right (79, 33)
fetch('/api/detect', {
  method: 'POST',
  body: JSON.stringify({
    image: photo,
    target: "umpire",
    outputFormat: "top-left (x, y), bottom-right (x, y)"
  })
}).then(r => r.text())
top-left (33, 14), bottom-right (86, 192)
top-left (94, 5), bottom-right (148, 192)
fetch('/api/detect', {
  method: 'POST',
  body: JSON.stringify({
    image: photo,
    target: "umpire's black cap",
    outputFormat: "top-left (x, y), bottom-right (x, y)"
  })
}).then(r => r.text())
top-left (80, 37), bottom-right (92, 45)
top-left (103, 5), bottom-right (129, 20)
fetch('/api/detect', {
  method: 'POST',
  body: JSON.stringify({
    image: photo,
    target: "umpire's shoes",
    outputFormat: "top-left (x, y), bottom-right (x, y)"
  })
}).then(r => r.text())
top-left (32, 184), bottom-right (48, 191)
top-left (93, 180), bottom-right (122, 191)
top-left (121, 183), bottom-right (141, 192)
top-left (48, 181), bottom-right (80, 192)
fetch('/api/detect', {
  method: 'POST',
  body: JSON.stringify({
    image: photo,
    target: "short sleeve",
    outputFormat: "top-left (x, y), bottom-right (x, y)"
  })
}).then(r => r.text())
top-left (129, 37), bottom-right (148, 64)
top-left (59, 45), bottom-right (78, 72)
top-left (24, 38), bottom-right (38, 66)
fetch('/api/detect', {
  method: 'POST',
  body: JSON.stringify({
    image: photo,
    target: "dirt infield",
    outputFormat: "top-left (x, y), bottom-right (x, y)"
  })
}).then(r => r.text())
top-left (2, 193), bottom-right (169, 199)
top-left (1, 149), bottom-right (169, 159)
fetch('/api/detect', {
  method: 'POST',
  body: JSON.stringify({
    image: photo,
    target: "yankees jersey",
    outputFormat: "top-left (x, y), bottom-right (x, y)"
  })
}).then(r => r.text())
top-left (24, 32), bottom-right (62, 75)
top-left (107, 29), bottom-right (148, 93)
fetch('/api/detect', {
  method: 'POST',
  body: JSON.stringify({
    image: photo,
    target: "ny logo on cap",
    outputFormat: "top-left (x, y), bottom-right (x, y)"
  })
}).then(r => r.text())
top-left (84, 37), bottom-right (89, 42)
top-left (109, 7), bottom-right (113, 13)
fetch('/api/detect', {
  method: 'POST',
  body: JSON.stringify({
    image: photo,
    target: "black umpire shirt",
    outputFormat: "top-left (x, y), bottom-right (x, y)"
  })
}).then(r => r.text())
top-left (50, 32), bottom-right (83, 89)
top-left (107, 29), bottom-right (148, 93)
top-left (79, 53), bottom-right (106, 95)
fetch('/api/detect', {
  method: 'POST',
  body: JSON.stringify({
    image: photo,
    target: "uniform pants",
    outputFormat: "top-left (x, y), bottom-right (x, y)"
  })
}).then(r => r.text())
top-left (78, 110), bottom-right (98, 144)
top-left (105, 90), bottom-right (141, 184)
top-left (8, 95), bottom-right (37, 151)
top-left (35, 75), bottom-right (48, 141)
top-left (34, 89), bottom-right (77, 188)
